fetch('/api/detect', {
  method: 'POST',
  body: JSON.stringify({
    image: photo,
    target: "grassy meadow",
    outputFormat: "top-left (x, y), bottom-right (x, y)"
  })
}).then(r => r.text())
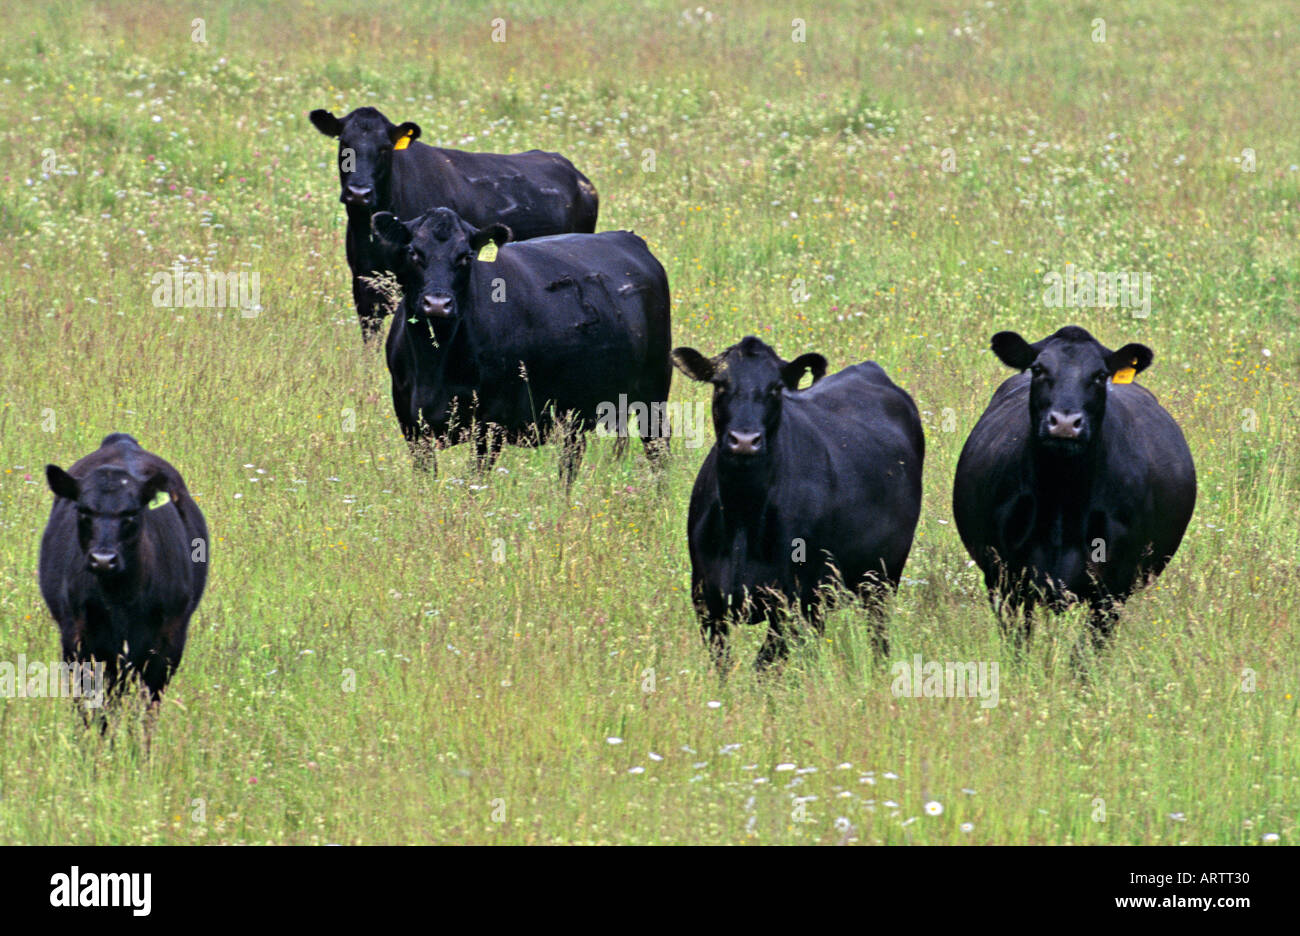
top-left (0, 0), bottom-right (1296, 844)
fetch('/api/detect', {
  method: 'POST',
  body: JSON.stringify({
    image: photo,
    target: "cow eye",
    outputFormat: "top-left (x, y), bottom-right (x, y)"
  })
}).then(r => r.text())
top-left (1030, 363), bottom-right (1045, 377)
top-left (456, 254), bottom-right (472, 267)
top-left (1092, 371), bottom-right (1108, 384)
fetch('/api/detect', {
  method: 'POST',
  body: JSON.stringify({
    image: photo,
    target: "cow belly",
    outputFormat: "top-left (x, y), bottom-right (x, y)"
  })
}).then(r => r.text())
top-left (693, 519), bottom-right (788, 620)
top-left (700, 564), bottom-right (791, 622)
top-left (1023, 545), bottom-right (1091, 603)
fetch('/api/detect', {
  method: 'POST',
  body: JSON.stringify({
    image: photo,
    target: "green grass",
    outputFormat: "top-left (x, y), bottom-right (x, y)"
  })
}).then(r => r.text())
top-left (0, 0), bottom-right (1296, 844)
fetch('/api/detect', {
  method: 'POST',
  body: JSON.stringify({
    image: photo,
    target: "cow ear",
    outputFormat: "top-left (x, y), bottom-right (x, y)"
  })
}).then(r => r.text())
top-left (309, 109), bottom-right (342, 138)
top-left (139, 472), bottom-right (166, 508)
top-left (991, 331), bottom-right (1038, 370)
top-left (469, 223), bottom-right (512, 252)
top-left (46, 465), bottom-right (79, 501)
top-left (781, 353), bottom-right (828, 390)
top-left (371, 212), bottom-right (411, 246)
top-left (1105, 342), bottom-right (1154, 376)
top-left (139, 460), bottom-right (191, 515)
top-left (138, 468), bottom-right (183, 510)
top-left (671, 347), bottom-right (716, 383)
top-left (390, 121), bottom-right (421, 150)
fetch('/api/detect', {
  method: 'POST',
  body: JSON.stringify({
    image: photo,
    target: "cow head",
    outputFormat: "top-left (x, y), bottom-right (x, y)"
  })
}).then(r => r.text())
top-left (371, 208), bottom-right (511, 321)
top-left (672, 336), bottom-right (826, 466)
top-left (991, 325), bottom-right (1153, 454)
top-left (309, 106), bottom-right (421, 209)
top-left (45, 462), bottom-right (177, 580)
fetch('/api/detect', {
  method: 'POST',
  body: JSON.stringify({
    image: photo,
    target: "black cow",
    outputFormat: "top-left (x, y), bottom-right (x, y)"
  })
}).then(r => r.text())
top-left (372, 207), bottom-right (671, 480)
top-left (952, 326), bottom-right (1196, 650)
top-left (39, 434), bottom-right (209, 710)
top-left (672, 337), bottom-right (925, 670)
top-left (310, 106), bottom-right (599, 338)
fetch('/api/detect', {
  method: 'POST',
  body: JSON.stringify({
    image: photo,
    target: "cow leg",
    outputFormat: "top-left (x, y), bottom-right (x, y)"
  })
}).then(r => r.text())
top-left (558, 424), bottom-right (586, 489)
top-left (409, 439), bottom-right (436, 475)
top-left (137, 684), bottom-right (161, 759)
top-left (64, 651), bottom-right (111, 734)
top-left (352, 276), bottom-right (391, 342)
top-left (612, 435), bottom-right (630, 459)
top-left (70, 694), bottom-right (100, 734)
top-left (358, 314), bottom-right (384, 343)
top-left (80, 652), bottom-right (130, 740)
top-left (1018, 603), bottom-right (1036, 654)
top-left (473, 423), bottom-right (504, 475)
top-left (404, 424), bottom-right (437, 475)
top-left (988, 566), bottom-right (1033, 650)
top-left (854, 578), bottom-right (892, 659)
top-left (993, 589), bottom-right (1034, 656)
top-left (65, 673), bottom-right (95, 732)
top-left (792, 597), bottom-right (826, 653)
top-left (141, 617), bottom-right (187, 703)
top-left (69, 648), bottom-right (123, 735)
top-left (755, 615), bottom-right (792, 672)
top-left (864, 596), bottom-right (890, 659)
top-left (61, 646), bottom-right (102, 733)
top-left (60, 629), bottom-right (93, 731)
top-left (1088, 600), bottom-right (1120, 649)
top-left (640, 400), bottom-right (670, 470)
top-left (699, 616), bottom-right (731, 673)
top-left (1071, 600), bottom-right (1121, 676)
top-left (641, 433), bottom-right (669, 472)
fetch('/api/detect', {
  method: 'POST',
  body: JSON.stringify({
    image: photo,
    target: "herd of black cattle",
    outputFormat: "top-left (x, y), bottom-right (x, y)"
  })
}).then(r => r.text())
top-left (36, 106), bottom-right (1197, 716)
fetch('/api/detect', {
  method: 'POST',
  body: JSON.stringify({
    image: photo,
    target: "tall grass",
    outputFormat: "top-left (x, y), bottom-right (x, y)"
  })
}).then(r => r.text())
top-left (0, 0), bottom-right (1295, 844)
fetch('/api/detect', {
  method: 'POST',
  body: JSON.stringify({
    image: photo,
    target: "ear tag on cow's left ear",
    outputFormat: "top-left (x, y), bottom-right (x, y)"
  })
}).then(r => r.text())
top-left (148, 490), bottom-right (170, 510)
top-left (1112, 359), bottom-right (1138, 385)
top-left (477, 240), bottom-right (498, 263)
top-left (393, 130), bottom-right (413, 151)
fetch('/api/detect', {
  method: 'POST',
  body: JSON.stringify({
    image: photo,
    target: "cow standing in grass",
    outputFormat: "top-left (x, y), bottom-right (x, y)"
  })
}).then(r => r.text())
top-left (39, 434), bottom-right (208, 712)
top-left (952, 326), bottom-right (1196, 652)
top-left (672, 337), bottom-right (924, 670)
top-left (310, 106), bottom-right (599, 339)
top-left (372, 207), bottom-right (671, 481)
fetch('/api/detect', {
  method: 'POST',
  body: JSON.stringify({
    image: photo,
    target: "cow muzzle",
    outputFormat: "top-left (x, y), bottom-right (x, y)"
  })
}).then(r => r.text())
top-left (342, 183), bottom-right (374, 206)
top-left (1046, 410), bottom-right (1085, 440)
top-left (87, 550), bottom-right (121, 574)
top-left (725, 430), bottom-right (764, 456)
top-left (420, 294), bottom-right (454, 318)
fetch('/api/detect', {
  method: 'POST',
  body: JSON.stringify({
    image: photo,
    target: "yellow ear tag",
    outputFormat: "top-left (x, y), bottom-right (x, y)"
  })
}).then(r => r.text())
top-left (1112, 360), bottom-right (1137, 385)
top-left (148, 490), bottom-right (170, 509)
top-left (393, 131), bottom-right (413, 151)
top-left (477, 240), bottom-right (498, 262)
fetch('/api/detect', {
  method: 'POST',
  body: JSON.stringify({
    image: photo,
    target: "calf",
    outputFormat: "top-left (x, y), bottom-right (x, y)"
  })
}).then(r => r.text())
top-left (672, 337), bottom-right (924, 669)
top-left (310, 106), bottom-right (599, 338)
top-left (39, 434), bottom-right (208, 708)
top-left (952, 326), bottom-right (1196, 649)
top-left (372, 207), bottom-right (671, 480)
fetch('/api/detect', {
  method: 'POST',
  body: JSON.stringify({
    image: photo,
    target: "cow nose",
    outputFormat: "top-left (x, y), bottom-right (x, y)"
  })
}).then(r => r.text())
top-left (421, 294), bottom-right (452, 317)
top-left (1047, 410), bottom-right (1085, 439)
top-left (343, 184), bottom-right (373, 205)
top-left (726, 430), bottom-right (763, 455)
top-left (88, 551), bottom-right (118, 572)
